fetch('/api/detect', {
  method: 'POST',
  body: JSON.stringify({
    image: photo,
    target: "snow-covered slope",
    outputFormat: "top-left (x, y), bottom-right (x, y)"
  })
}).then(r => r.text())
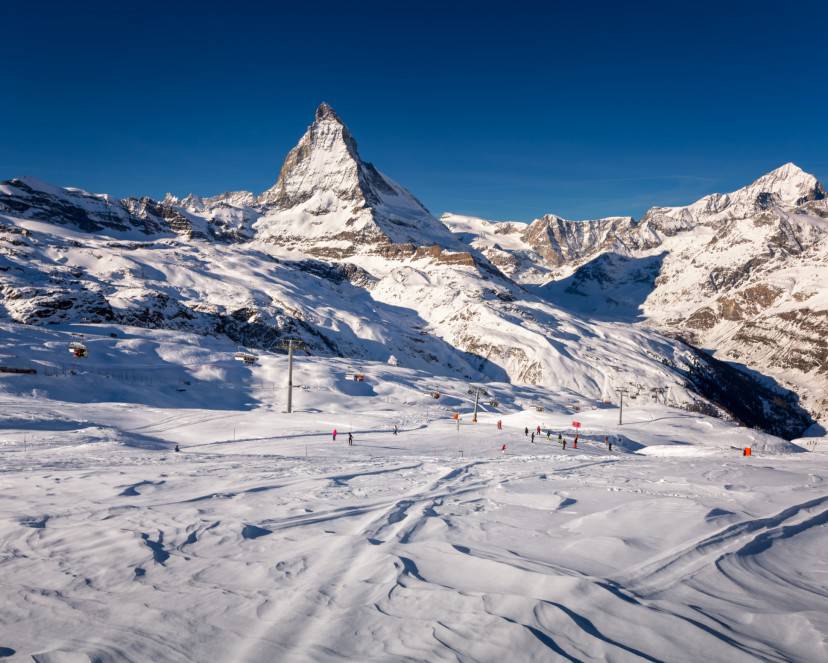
top-left (1, 321), bottom-right (825, 662)
top-left (447, 164), bottom-right (828, 423)
top-left (0, 201), bottom-right (697, 406)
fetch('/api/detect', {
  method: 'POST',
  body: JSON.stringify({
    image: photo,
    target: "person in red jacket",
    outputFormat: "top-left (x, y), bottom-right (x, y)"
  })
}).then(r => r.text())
top-left (332, 429), bottom-right (337, 441)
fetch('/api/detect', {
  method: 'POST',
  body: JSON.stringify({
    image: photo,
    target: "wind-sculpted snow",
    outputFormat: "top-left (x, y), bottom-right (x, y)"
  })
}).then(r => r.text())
top-left (0, 337), bottom-right (824, 661)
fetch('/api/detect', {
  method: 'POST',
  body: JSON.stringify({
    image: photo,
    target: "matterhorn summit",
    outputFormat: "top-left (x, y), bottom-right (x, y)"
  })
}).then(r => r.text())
top-left (254, 103), bottom-right (456, 254)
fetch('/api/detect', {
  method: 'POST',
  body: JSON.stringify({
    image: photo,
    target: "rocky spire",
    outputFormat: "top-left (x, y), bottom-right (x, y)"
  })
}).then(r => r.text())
top-left (314, 101), bottom-right (341, 122)
top-left (255, 103), bottom-right (456, 250)
top-left (259, 103), bottom-right (364, 208)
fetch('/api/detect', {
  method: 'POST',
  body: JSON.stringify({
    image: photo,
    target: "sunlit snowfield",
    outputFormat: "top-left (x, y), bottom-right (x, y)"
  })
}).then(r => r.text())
top-left (1, 325), bottom-right (826, 662)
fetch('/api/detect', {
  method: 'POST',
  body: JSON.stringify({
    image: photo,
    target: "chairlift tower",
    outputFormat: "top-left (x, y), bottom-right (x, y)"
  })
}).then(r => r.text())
top-left (467, 384), bottom-right (490, 423)
top-left (615, 386), bottom-right (630, 426)
top-left (279, 338), bottom-right (306, 413)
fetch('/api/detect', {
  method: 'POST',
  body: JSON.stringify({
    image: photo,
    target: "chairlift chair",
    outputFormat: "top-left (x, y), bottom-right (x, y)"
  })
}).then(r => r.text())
top-left (68, 341), bottom-right (88, 358)
top-left (234, 350), bottom-right (258, 365)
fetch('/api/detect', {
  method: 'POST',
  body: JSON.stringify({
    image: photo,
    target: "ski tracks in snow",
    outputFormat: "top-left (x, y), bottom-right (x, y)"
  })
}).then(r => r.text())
top-left (233, 460), bottom-right (492, 661)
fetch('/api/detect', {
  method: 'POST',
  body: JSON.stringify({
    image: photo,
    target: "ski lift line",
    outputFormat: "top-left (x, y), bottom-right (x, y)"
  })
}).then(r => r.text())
top-left (421, 385), bottom-right (498, 411)
top-left (37, 354), bottom-right (261, 372)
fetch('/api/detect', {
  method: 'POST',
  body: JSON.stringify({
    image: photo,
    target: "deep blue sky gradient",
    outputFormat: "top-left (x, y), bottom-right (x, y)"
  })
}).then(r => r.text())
top-left (2, 1), bottom-right (826, 220)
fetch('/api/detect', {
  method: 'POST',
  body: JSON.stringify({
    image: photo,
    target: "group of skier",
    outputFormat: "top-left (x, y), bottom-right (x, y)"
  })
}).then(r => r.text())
top-left (327, 420), bottom-right (615, 454)
top-left (331, 428), bottom-right (354, 445)
top-left (513, 422), bottom-right (614, 452)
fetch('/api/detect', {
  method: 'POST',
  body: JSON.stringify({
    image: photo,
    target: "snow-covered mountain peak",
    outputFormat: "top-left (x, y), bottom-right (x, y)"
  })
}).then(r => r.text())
top-left (738, 162), bottom-right (824, 206)
top-left (666, 162), bottom-right (825, 220)
top-left (254, 103), bottom-right (457, 253)
top-left (631, 164), bottom-right (826, 242)
top-left (258, 102), bottom-right (362, 209)
top-left (444, 163), bottom-right (828, 424)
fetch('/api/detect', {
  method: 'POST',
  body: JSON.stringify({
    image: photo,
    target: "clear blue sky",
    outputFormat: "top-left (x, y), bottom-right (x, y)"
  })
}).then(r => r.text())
top-left (2, 1), bottom-right (826, 221)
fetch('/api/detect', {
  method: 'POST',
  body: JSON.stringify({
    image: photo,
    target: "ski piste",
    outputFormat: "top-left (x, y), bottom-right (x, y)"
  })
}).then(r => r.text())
top-left (0, 319), bottom-right (825, 661)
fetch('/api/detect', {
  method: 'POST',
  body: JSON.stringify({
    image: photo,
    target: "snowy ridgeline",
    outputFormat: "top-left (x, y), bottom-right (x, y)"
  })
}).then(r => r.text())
top-left (1, 320), bottom-right (827, 661)
top-left (441, 164), bottom-right (828, 424)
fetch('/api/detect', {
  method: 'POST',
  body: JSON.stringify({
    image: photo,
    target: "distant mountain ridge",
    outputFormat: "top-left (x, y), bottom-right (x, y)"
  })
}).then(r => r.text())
top-left (443, 163), bottom-right (828, 422)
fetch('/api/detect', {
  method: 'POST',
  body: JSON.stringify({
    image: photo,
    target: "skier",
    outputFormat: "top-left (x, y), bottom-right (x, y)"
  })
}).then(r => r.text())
top-left (557, 432), bottom-right (562, 444)
top-left (608, 437), bottom-right (613, 452)
top-left (531, 431), bottom-right (535, 444)
top-left (174, 444), bottom-right (180, 453)
top-left (332, 428), bottom-right (337, 442)
top-left (497, 419), bottom-right (502, 430)
top-left (562, 438), bottom-right (567, 450)
top-left (524, 426), bottom-right (529, 437)
top-left (501, 443), bottom-right (507, 453)
top-left (348, 432), bottom-right (353, 446)
top-left (536, 425), bottom-right (541, 435)
top-left (546, 430), bottom-right (551, 440)
top-left (393, 424), bottom-right (398, 436)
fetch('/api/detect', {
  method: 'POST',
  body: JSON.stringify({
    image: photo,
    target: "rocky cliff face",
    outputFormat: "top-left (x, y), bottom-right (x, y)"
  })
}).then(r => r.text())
top-left (520, 214), bottom-right (636, 267)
